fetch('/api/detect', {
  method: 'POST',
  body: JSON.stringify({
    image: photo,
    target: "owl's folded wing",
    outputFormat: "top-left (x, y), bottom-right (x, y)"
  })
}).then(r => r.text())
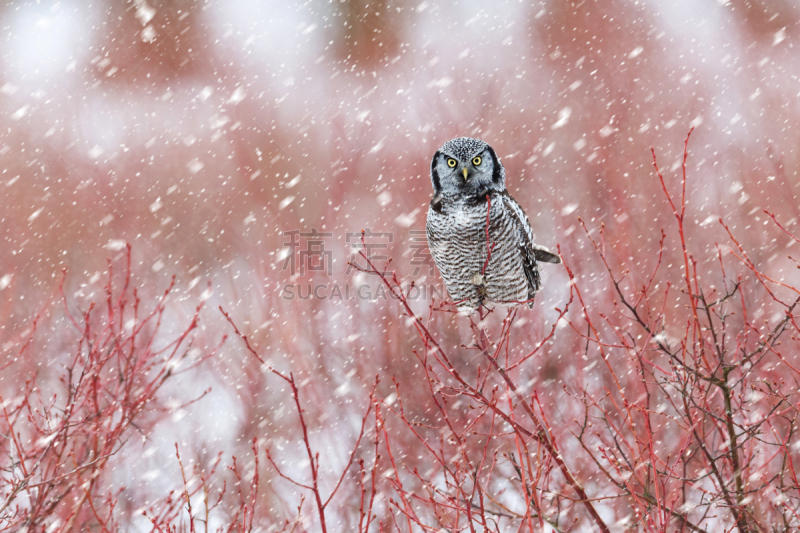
top-left (500, 195), bottom-right (542, 303)
top-left (501, 195), bottom-right (563, 305)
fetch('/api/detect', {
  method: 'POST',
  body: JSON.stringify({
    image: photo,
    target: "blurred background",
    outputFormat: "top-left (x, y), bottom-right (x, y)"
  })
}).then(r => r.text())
top-left (1, 0), bottom-right (798, 528)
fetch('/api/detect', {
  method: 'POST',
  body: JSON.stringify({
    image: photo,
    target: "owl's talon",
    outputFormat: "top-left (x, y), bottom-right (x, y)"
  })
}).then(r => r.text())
top-left (471, 273), bottom-right (488, 308)
top-left (470, 273), bottom-right (486, 287)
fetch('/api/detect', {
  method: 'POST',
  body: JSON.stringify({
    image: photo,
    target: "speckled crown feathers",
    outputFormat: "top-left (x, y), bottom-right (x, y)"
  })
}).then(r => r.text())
top-left (439, 137), bottom-right (488, 161)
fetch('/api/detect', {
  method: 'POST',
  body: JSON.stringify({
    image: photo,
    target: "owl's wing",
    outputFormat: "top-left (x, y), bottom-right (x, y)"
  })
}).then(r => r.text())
top-left (500, 194), bottom-right (560, 305)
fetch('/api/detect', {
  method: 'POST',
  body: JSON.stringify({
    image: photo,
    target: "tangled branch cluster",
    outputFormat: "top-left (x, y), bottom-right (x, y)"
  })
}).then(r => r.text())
top-left (2, 132), bottom-right (799, 531)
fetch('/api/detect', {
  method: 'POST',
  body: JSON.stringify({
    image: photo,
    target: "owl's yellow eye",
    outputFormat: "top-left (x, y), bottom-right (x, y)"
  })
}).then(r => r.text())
top-left (472, 156), bottom-right (482, 166)
top-left (447, 158), bottom-right (457, 168)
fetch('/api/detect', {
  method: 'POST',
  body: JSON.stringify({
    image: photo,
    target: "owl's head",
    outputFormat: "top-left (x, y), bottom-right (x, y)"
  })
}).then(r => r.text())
top-left (430, 137), bottom-right (506, 197)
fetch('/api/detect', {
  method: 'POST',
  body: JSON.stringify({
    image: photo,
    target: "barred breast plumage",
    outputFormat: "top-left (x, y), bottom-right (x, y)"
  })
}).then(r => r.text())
top-left (427, 193), bottom-right (532, 308)
top-left (425, 137), bottom-right (560, 312)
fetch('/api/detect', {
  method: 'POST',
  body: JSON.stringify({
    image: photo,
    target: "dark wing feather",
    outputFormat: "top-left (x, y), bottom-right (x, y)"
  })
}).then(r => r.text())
top-left (500, 194), bottom-right (541, 307)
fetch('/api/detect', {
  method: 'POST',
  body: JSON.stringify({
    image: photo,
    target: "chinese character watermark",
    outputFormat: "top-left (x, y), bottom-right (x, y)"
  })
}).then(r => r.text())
top-left (344, 229), bottom-right (393, 275)
top-left (279, 228), bottom-right (443, 301)
top-left (408, 230), bottom-right (434, 276)
top-left (282, 228), bottom-right (333, 275)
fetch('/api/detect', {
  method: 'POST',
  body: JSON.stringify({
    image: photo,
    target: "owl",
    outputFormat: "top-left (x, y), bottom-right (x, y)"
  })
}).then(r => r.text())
top-left (426, 137), bottom-right (561, 312)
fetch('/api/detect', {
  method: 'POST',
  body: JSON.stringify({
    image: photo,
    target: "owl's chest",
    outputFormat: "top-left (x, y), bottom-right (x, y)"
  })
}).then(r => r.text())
top-left (431, 198), bottom-right (500, 233)
top-left (448, 206), bottom-right (484, 230)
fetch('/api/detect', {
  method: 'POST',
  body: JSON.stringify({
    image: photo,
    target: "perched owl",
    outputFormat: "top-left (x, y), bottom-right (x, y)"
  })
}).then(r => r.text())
top-left (426, 137), bottom-right (561, 312)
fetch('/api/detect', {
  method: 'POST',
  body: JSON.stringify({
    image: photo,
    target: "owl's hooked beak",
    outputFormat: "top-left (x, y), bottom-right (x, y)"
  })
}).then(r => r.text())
top-left (462, 167), bottom-right (469, 180)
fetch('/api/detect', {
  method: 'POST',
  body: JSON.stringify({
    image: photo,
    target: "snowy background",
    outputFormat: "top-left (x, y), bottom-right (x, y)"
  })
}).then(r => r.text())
top-left (1, 0), bottom-right (798, 529)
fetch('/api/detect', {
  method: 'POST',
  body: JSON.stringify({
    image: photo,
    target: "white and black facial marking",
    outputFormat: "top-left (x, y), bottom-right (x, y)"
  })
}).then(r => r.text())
top-left (430, 137), bottom-right (506, 198)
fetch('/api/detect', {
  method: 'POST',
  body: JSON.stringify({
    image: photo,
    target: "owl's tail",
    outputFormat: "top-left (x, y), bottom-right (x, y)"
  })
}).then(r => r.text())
top-left (533, 246), bottom-right (561, 264)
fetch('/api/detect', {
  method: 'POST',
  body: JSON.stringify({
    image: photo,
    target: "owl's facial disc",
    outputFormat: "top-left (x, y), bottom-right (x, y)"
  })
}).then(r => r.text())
top-left (431, 138), bottom-right (506, 197)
